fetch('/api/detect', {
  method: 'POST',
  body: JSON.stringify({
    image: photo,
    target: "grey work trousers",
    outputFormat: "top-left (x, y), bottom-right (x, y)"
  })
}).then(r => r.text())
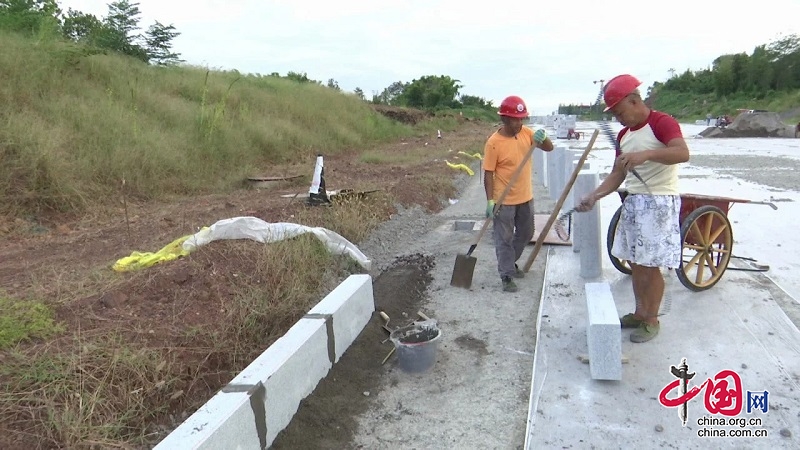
top-left (492, 200), bottom-right (534, 279)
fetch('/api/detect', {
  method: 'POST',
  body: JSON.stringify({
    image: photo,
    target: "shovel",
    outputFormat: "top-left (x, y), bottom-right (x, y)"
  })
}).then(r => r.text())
top-left (450, 143), bottom-right (538, 289)
top-left (522, 129), bottom-right (599, 272)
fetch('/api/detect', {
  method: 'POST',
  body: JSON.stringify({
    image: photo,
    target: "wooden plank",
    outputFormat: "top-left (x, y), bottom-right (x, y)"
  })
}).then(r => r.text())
top-left (530, 214), bottom-right (572, 246)
top-left (679, 192), bottom-right (744, 203)
top-left (247, 175), bottom-right (303, 182)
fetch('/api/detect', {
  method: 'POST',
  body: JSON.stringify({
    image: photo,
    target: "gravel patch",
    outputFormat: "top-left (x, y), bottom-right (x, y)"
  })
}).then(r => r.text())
top-left (358, 162), bottom-right (478, 274)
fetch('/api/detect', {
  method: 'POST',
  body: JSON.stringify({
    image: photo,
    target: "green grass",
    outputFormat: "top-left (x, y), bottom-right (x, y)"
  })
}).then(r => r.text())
top-left (651, 89), bottom-right (800, 121)
top-left (436, 106), bottom-right (497, 122)
top-left (0, 31), bottom-right (414, 214)
top-left (360, 151), bottom-right (419, 165)
top-left (0, 334), bottom-right (179, 448)
top-left (0, 295), bottom-right (63, 349)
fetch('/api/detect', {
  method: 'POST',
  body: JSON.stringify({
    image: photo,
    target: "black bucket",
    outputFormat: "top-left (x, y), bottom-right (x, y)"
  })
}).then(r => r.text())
top-left (389, 320), bottom-right (441, 373)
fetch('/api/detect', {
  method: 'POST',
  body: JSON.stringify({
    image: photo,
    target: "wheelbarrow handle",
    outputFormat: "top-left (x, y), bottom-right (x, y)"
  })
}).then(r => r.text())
top-left (747, 201), bottom-right (778, 210)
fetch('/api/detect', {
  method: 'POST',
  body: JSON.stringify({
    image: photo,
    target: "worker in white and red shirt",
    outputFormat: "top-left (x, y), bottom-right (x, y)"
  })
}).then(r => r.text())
top-left (576, 74), bottom-right (690, 343)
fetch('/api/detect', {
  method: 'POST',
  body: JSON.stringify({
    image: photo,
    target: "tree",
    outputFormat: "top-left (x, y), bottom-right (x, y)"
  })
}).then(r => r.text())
top-left (712, 55), bottom-right (737, 96)
top-left (730, 53), bottom-right (748, 92)
top-left (286, 71), bottom-right (318, 84)
top-left (0, 0), bottom-right (61, 36)
top-left (353, 87), bottom-right (365, 100)
top-left (98, 0), bottom-right (148, 61)
top-left (768, 34), bottom-right (800, 90)
top-left (767, 34), bottom-right (800, 59)
top-left (326, 78), bottom-right (340, 91)
top-left (144, 21), bottom-right (182, 65)
top-left (460, 94), bottom-right (493, 110)
top-left (374, 81), bottom-right (406, 105)
top-left (106, 0), bottom-right (139, 39)
top-left (392, 75), bottom-right (462, 110)
top-left (61, 7), bottom-right (102, 42)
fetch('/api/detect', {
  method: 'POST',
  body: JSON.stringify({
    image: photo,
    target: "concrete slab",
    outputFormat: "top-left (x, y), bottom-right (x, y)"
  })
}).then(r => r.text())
top-left (307, 274), bottom-right (375, 363)
top-left (526, 244), bottom-right (800, 449)
top-left (584, 282), bottom-right (622, 381)
top-left (155, 275), bottom-right (374, 450)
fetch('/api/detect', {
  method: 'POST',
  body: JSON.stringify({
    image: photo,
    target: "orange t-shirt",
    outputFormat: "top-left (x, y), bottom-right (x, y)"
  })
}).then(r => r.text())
top-left (482, 126), bottom-right (534, 205)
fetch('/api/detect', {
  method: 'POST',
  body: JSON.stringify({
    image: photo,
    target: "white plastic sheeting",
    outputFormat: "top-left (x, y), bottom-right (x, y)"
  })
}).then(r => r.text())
top-left (182, 216), bottom-right (372, 270)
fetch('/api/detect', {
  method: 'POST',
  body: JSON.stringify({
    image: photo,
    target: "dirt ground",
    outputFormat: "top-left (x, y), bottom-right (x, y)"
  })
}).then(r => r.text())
top-left (0, 117), bottom-right (492, 449)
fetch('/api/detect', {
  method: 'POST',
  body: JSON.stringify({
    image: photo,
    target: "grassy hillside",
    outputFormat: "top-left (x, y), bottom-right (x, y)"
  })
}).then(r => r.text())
top-left (0, 32), bottom-right (450, 215)
top-left (649, 89), bottom-right (800, 123)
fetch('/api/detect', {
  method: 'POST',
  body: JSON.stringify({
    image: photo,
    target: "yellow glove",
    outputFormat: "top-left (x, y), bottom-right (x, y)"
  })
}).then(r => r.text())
top-left (486, 200), bottom-right (496, 218)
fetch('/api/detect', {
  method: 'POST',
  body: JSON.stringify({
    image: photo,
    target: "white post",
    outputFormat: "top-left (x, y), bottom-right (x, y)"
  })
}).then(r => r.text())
top-left (572, 163), bottom-right (591, 253)
top-left (558, 146), bottom-right (569, 200)
top-left (551, 145), bottom-right (567, 201)
top-left (534, 147), bottom-right (545, 187)
top-left (563, 150), bottom-right (581, 211)
top-left (577, 170), bottom-right (602, 278)
top-left (547, 146), bottom-right (559, 198)
top-left (309, 155), bottom-right (324, 195)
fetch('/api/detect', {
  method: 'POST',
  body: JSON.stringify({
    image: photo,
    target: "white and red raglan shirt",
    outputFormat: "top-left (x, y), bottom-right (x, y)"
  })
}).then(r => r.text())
top-left (616, 111), bottom-right (684, 195)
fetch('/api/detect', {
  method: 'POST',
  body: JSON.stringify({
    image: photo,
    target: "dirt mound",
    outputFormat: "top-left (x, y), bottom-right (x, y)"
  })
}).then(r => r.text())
top-left (370, 104), bottom-right (432, 124)
top-left (699, 112), bottom-right (796, 138)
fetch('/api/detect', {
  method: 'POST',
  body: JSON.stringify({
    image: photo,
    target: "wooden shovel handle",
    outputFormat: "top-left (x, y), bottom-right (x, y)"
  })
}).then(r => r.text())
top-left (470, 143), bottom-right (539, 249)
top-left (522, 129), bottom-right (600, 272)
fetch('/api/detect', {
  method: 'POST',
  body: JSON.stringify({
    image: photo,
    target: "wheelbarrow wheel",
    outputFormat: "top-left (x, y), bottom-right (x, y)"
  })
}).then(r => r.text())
top-left (677, 205), bottom-right (733, 291)
top-left (607, 206), bottom-right (632, 275)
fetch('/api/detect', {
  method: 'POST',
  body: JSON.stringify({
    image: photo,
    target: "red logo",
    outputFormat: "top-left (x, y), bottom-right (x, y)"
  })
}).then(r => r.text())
top-left (659, 358), bottom-right (769, 428)
top-left (660, 368), bottom-right (743, 416)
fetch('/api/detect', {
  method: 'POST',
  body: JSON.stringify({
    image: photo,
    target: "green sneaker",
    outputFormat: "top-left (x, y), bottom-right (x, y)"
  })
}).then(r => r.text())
top-left (513, 264), bottom-right (525, 279)
top-left (620, 313), bottom-right (644, 329)
top-left (630, 322), bottom-right (660, 343)
top-left (502, 277), bottom-right (518, 292)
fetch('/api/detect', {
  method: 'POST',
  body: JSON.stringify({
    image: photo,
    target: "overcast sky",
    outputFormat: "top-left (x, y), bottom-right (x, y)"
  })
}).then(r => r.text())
top-left (64, 0), bottom-right (800, 115)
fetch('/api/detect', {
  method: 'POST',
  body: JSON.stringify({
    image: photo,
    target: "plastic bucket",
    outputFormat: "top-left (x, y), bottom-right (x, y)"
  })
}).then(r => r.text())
top-left (389, 320), bottom-right (441, 373)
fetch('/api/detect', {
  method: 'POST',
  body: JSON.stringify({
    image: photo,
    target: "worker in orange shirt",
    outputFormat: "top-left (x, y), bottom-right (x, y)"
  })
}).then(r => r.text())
top-left (483, 96), bottom-right (554, 292)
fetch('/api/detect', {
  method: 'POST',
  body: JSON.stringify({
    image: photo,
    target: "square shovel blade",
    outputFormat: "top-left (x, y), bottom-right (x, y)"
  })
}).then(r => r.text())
top-left (450, 253), bottom-right (477, 289)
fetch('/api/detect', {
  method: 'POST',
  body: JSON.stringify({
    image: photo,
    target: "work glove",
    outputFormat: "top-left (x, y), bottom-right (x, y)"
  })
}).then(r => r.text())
top-left (486, 200), bottom-right (496, 218)
top-left (534, 129), bottom-right (547, 144)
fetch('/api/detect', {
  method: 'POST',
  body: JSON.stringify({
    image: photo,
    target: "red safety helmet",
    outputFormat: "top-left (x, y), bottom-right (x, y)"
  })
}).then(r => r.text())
top-left (603, 74), bottom-right (642, 112)
top-left (498, 95), bottom-right (529, 118)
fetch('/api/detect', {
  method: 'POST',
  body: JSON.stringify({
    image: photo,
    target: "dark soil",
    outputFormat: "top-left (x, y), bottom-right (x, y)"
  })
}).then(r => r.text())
top-left (271, 253), bottom-right (435, 449)
top-left (370, 104), bottom-right (433, 125)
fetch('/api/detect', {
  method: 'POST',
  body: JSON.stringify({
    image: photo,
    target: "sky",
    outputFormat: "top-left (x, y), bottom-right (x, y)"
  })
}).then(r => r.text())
top-left (63, 0), bottom-right (800, 115)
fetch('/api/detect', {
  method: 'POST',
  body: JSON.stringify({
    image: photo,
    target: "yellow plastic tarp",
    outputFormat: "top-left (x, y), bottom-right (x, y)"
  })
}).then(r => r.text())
top-left (112, 234), bottom-right (193, 272)
top-left (457, 151), bottom-right (483, 160)
top-left (445, 160), bottom-right (475, 176)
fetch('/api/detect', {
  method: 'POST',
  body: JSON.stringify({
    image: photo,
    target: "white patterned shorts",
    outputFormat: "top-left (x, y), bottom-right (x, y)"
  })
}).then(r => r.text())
top-left (611, 194), bottom-right (682, 268)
